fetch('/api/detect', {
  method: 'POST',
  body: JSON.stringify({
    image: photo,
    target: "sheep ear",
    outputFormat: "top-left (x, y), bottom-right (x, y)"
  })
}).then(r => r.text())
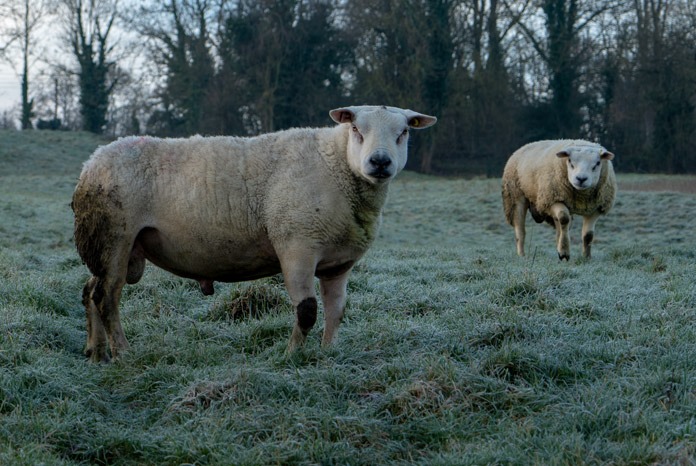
top-left (330, 108), bottom-right (356, 124)
top-left (556, 151), bottom-right (570, 159)
top-left (403, 110), bottom-right (437, 129)
top-left (601, 150), bottom-right (615, 161)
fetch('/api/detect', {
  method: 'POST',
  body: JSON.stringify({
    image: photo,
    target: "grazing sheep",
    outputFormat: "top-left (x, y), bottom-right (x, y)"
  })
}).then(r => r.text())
top-left (72, 105), bottom-right (437, 362)
top-left (501, 139), bottom-right (616, 260)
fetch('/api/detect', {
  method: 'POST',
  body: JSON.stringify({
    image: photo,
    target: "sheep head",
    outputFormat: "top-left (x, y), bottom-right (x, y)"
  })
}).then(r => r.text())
top-left (330, 105), bottom-right (437, 184)
top-left (557, 144), bottom-right (615, 190)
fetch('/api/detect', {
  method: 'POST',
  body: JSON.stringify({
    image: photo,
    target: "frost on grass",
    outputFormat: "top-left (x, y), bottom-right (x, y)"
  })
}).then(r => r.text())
top-left (3, 135), bottom-right (696, 466)
top-left (469, 323), bottom-right (528, 348)
top-left (169, 380), bottom-right (238, 412)
top-left (495, 272), bottom-right (554, 311)
top-left (609, 247), bottom-right (670, 273)
top-left (382, 379), bottom-right (460, 419)
top-left (481, 347), bottom-right (583, 386)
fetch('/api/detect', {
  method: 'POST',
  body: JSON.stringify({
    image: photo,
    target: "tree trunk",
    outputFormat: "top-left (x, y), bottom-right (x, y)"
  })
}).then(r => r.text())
top-left (20, 0), bottom-right (33, 130)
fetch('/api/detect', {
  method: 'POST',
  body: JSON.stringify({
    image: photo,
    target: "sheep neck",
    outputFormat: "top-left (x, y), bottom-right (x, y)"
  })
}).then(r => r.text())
top-left (319, 127), bottom-right (390, 246)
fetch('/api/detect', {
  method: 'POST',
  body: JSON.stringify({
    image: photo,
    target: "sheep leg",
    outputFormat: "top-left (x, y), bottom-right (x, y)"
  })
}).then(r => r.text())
top-left (82, 273), bottom-right (130, 362)
top-left (319, 271), bottom-right (350, 347)
top-left (581, 212), bottom-right (601, 259)
top-left (82, 240), bottom-right (133, 362)
top-left (550, 202), bottom-right (572, 260)
top-left (100, 277), bottom-right (130, 360)
top-left (280, 250), bottom-right (320, 352)
top-left (83, 276), bottom-right (109, 363)
top-left (513, 198), bottom-right (529, 256)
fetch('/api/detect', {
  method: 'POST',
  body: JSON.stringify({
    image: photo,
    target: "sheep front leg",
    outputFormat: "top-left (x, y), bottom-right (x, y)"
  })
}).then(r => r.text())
top-left (550, 202), bottom-right (572, 260)
top-left (581, 212), bottom-right (601, 259)
top-left (513, 199), bottom-right (529, 256)
top-left (280, 250), bottom-right (320, 352)
top-left (319, 270), bottom-right (350, 347)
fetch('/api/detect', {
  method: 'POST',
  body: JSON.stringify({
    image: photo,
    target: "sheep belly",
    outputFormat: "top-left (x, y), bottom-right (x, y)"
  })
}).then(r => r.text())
top-left (134, 227), bottom-right (281, 283)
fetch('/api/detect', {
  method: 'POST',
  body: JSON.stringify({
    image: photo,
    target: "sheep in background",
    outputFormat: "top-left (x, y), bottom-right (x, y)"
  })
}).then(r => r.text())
top-left (72, 105), bottom-right (437, 362)
top-left (502, 139), bottom-right (616, 260)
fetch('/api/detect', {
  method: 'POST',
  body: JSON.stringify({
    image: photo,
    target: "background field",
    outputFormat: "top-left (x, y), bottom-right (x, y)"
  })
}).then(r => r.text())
top-left (1, 130), bottom-right (695, 465)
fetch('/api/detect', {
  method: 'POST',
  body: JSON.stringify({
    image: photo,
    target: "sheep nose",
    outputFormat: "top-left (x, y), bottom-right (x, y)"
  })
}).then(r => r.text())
top-left (576, 175), bottom-right (588, 186)
top-left (369, 153), bottom-right (392, 171)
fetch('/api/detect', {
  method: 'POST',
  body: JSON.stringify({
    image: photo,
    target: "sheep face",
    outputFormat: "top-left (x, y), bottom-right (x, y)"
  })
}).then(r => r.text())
top-left (557, 145), bottom-right (615, 190)
top-left (330, 106), bottom-right (437, 184)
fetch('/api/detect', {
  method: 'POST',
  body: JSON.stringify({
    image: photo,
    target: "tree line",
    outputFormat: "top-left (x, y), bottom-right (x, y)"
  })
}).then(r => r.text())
top-left (1, 0), bottom-right (695, 175)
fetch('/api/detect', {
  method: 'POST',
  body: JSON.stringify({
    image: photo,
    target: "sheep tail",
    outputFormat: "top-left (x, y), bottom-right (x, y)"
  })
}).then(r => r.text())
top-left (501, 177), bottom-right (518, 226)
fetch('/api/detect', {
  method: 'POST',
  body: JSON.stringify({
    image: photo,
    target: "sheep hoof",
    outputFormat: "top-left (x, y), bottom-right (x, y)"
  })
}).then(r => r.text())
top-left (84, 347), bottom-right (111, 364)
top-left (286, 334), bottom-right (306, 353)
top-left (558, 253), bottom-right (570, 261)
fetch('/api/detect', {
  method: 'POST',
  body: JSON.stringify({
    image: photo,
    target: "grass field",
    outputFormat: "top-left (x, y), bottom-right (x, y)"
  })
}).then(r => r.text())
top-left (1, 129), bottom-right (695, 465)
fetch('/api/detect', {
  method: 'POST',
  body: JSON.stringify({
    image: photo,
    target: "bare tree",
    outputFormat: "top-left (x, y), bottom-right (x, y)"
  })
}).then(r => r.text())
top-left (630, 0), bottom-right (695, 172)
top-left (134, 0), bottom-right (216, 135)
top-left (453, 0), bottom-right (528, 174)
top-left (32, 66), bottom-right (82, 130)
top-left (0, 3), bottom-right (18, 59)
top-left (219, 0), bottom-right (351, 134)
top-left (59, 0), bottom-right (119, 134)
top-left (0, 0), bottom-right (50, 129)
top-left (509, 0), bottom-right (620, 138)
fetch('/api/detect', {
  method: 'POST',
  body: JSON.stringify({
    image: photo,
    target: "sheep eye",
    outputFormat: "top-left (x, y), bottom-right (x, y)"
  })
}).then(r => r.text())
top-left (569, 162), bottom-right (575, 169)
top-left (593, 161), bottom-right (601, 170)
top-left (397, 128), bottom-right (409, 144)
top-left (351, 125), bottom-right (364, 143)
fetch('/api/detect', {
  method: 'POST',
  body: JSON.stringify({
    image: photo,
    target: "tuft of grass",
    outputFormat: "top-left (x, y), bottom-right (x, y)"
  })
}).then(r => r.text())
top-left (470, 323), bottom-right (528, 348)
top-left (1, 131), bottom-right (696, 464)
top-left (481, 345), bottom-right (583, 386)
top-left (204, 278), bottom-right (290, 321)
top-left (495, 271), bottom-right (554, 311)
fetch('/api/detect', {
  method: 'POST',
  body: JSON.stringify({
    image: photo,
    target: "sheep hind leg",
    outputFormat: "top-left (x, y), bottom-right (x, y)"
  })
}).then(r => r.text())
top-left (512, 199), bottom-right (529, 256)
top-left (581, 213), bottom-right (601, 259)
top-left (100, 277), bottom-right (130, 360)
top-left (83, 276), bottom-right (109, 363)
top-left (83, 274), bottom-right (130, 362)
top-left (550, 202), bottom-right (572, 261)
top-left (83, 246), bottom-right (133, 362)
top-left (280, 249), bottom-right (319, 352)
top-left (319, 270), bottom-right (351, 347)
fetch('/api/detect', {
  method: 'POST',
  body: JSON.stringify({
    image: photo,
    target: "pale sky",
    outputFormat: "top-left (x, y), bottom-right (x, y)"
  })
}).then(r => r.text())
top-left (1, 10), bottom-right (21, 114)
top-left (0, 63), bottom-right (20, 113)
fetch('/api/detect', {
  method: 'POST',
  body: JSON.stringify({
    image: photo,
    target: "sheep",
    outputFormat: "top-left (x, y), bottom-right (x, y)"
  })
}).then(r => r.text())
top-left (72, 105), bottom-right (437, 362)
top-left (501, 139), bottom-right (616, 260)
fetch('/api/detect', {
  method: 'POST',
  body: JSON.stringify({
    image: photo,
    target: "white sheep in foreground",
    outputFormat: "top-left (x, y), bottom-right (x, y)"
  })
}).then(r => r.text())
top-left (501, 139), bottom-right (616, 260)
top-left (72, 105), bottom-right (437, 362)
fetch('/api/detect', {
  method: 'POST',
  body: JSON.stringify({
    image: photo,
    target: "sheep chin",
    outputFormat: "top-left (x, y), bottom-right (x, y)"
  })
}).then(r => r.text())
top-left (571, 181), bottom-right (592, 191)
top-left (363, 172), bottom-right (393, 185)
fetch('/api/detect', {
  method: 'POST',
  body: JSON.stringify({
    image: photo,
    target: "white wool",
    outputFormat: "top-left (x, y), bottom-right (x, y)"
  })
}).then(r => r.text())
top-left (72, 106), bottom-right (437, 360)
top-left (501, 139), bottom-right (616, 260)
